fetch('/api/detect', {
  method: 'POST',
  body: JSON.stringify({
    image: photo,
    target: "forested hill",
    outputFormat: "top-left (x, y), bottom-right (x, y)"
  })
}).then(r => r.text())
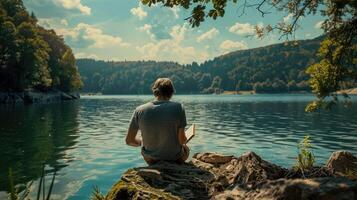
top-left (0, 0), bottom-right (82, 92)
top-left (78, 37), bottom-right (323, 94)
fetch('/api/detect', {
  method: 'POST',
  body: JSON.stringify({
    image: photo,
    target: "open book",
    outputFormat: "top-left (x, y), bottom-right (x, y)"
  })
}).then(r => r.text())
top-left (185, 123), bottom-right (196, 144)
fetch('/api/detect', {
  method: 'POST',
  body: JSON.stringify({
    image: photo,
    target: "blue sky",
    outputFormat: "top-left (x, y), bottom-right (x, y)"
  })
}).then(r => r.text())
top-left (24, 0), bottom-right (325, 64)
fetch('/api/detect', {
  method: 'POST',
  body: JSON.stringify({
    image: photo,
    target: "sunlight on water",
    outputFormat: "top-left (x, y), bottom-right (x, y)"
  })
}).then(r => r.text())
top-left (0, 94), bottom-right (356, 199)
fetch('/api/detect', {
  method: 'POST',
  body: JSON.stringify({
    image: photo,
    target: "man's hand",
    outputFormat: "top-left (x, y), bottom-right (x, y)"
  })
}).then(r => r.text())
top-left (126, 127), bottom-right (142, 147)
top-left (178, 128), bottom-right (187, 145)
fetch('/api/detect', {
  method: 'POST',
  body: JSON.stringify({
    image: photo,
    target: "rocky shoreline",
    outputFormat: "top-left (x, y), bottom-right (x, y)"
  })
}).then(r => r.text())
top-left (104, 151), bottom-right (357, 200)
top-left (0, 91), bottom-right (80, 104)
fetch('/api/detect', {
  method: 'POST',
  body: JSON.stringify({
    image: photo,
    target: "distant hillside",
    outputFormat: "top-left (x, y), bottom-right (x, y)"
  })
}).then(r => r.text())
top-left (77, 37), bottom-right (323, 94)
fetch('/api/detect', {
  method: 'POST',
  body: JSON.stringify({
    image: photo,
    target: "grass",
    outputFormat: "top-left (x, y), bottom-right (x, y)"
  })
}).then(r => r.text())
top-left (293, 135), bottom-right (316, 175)
top-left (7, 165), bottom-right (56, 200)
top-left (90, 186), bottom-right (107, 200)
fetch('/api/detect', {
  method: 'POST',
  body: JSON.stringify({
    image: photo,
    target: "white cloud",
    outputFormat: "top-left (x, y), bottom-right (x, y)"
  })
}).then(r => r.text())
top-left (136, 24), bottom-right (209, 63)
top-left (169, 24), bottom-right (187, 42)
top-left (137, 24), bottom-right (155, 40)
top-left (54, 0), bottom-right (91, 15)
top-left (75, 52), bottom-right (99, 59)
top-left (130, 5), bottom-right (147, 20)
top-left (38, 18), bottom-right (55, 28)
top-left (55, 27), bottom-right (78, 38)
top-left (315, 21), bottom-right (323, 29)
top-left (283, 13), bottom-right (294, 23)
top-left (170, 7), bottom-right (180, 19)
top-left (219, 40), bottom-right (248, 51)
top-left (56, 23), bottom-right (129, 48)
top-left (38, 18), bottom-right (68, 28)
top-left (60, 19), bottom-right (68, 26)
top-left (138, 24), bottom-right (152, 32)
top-left (196, 28), bottom-right (219, 42)
top-left (229, 22), bottom-right (255, 35)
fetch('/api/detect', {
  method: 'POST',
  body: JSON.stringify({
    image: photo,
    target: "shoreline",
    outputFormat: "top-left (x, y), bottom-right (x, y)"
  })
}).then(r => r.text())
top-left (0, 91), bottom-right (80, 104)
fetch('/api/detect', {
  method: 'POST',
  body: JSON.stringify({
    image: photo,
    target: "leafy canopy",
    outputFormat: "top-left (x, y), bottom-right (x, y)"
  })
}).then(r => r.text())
top-left (0, 0), bottom-right (83, 92)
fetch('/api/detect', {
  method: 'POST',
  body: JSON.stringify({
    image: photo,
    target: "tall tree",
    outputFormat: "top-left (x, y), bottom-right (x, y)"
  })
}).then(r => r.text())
top-left (17, 22), bottom-right (52, 90)
top-left (0, 0), bottom-right (83, 92)
top-left (59, 49), bottom-right (83, 92)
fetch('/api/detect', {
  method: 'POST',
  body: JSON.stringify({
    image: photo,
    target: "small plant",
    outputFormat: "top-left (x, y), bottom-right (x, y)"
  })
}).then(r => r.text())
top-left (7, 165), bottom-right (56, 200)
top-left (90, 186), bottom-right (107, 200)
top-left (343, 168), bottom-right (357, 180)
top-left (294, 135), bottom-right (315, 172)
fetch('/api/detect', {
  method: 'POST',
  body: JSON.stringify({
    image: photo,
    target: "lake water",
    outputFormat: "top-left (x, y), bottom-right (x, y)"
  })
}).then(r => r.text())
top-left (0, 94), bottom-right (356, 199)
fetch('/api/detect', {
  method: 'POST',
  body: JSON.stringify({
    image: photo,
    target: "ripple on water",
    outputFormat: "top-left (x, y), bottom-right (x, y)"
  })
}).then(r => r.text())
top-left (0, 94), bottom-right (357, 199)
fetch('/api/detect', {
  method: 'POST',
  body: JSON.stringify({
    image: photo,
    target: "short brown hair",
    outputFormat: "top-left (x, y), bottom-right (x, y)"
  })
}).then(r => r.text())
top-left (151, 78), bottom-right (175, 98)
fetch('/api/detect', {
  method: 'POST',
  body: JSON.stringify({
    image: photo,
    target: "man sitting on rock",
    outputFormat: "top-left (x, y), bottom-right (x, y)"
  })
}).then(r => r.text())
top-left (125, 78), bottom-right (189, 165)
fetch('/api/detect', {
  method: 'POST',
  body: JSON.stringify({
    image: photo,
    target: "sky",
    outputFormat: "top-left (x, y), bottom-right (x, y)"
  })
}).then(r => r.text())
top-left (24, 0), bottom-right (325, 64)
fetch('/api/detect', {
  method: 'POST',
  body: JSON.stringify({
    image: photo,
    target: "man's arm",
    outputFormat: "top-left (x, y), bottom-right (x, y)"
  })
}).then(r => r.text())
top-left (126, 127), bottom-right (141, 147)
top-left (178, 128), bottom-right (187, 145)
top-left (126, 109), bottom-right (141, 147)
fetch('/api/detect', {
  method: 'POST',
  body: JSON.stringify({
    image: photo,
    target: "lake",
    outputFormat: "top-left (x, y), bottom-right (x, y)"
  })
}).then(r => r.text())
top-left (0, 94), bottom-right (356, 199)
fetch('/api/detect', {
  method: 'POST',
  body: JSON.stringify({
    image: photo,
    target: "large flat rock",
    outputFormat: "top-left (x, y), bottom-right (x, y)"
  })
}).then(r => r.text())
top-left (105, 151), bottom-right (357, 200)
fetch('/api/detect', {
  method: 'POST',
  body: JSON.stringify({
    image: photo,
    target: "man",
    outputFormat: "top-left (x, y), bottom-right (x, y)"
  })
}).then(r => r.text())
top-left (125, 78), bottom-right (189, 165)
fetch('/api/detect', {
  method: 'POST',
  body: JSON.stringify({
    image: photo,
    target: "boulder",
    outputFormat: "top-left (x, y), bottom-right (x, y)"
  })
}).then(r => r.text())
top-left (0, 92), bottom-right (24, 104)
top-left (215, 177), bottom-right (357, 200)
top-left (326, 151), bottom-right (357, 179)
top-left (61, 92), bottom-right (74, 100)
top-left (106, 152), bottom-right (287, 199)
top-left (0, 91), bottom-right (80, 104)
top-left (105, 151), bottom-right (357, 200)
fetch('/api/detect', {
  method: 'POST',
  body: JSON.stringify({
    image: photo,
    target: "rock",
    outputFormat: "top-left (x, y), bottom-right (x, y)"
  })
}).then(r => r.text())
top-left (61, 92), bottom-right (74, 100)
top-left (215, 177), bottom-right (357, 200)
top-left (106, 162), bottom-right (215, 200)
top-left (0, 92), bottom-right (24, 104)
top-left (326, 151), bottom-right (357, 179)
top-left (106, 152), bottom-right (286, 199)
top-left (0, 91), bottom-right (80, 104)
top-left (105, 151), bottom-right (357, 200)
top-left (69, 92), bottom-right (80, 99)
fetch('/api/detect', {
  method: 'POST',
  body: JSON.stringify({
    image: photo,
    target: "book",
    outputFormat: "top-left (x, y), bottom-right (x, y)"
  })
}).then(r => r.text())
top-left (185, 123), bottom-right (196, 144)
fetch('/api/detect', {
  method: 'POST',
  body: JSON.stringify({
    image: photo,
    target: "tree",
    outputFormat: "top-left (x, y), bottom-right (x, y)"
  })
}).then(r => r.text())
top-left (59, 49), bottom-right (83, 92)
top-left (0, 0), bottom-right (83, 92)
top-left (0, 18), bottom-right (19, 90)
top-left (141, 0), bottom-right (356, 111)
top-left (17, 22), bottom-right (52, 90)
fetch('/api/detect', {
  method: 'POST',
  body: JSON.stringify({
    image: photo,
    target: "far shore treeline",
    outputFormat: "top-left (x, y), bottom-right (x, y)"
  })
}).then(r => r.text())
top-left (0, 0), bottom-right (82, 92)
top-left (78, 36), bottom-right (338, 95)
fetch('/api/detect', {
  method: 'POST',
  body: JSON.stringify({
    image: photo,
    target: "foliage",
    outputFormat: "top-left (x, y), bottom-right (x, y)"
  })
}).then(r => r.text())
top-left (78, 37), bottom-right (329, 94)
top-left (7, 166), bottom-right (56, 200)
top-left (91, 186), bottom-right (108, 200)
top-left (0, 0), bottom-right (82, 92)
top-left (140, 0), bottom-right (357, 111)
top-left (344, 168), bottom-right (357, 180)
top-left (294, 136), bottom-right (315, 171)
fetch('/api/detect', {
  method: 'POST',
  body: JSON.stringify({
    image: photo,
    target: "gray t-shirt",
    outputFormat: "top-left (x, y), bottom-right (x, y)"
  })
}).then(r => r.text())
top-left (129, 100), bottom-right (187, 161)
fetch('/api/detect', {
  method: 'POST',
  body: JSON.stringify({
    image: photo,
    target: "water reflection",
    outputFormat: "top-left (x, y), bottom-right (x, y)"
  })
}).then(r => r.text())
top-left (183, 99), bottom-right (357, 166)
top-left (0, 95), bottom-right (356, 199)
top-left (0, 102), bottom-right (80, 191)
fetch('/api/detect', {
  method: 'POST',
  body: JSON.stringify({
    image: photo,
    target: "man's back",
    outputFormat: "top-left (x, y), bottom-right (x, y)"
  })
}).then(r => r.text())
top-left (129, 100), bottom-right (187, 161)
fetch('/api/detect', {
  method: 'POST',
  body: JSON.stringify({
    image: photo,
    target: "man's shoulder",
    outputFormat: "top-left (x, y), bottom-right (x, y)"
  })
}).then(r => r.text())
top-left (135, 102), bottom-right (154, 111)
top-left (135, 101), bottom-right (183, 112)
top-left (168, 101), bottom-right (182, 106)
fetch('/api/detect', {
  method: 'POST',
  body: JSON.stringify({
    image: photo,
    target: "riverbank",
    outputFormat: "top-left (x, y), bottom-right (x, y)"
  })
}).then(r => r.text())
top-left (0, 90), bottom-right (80, 104)
top-left (102, 151), bottom-right (357, 200)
